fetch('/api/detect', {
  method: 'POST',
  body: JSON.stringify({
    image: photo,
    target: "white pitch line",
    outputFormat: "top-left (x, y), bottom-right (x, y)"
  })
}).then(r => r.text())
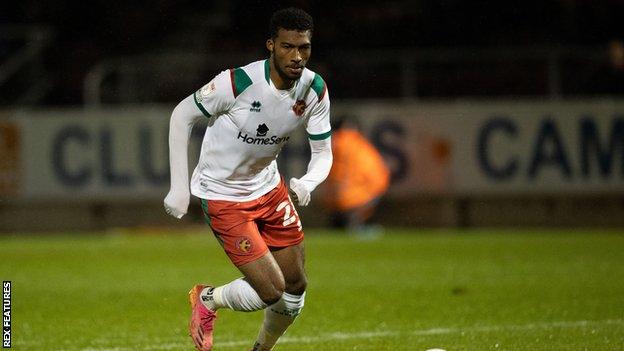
top-left (74, 318), bottom-right (623, 350)
top-left (216, 318), bottom-right (624, 349)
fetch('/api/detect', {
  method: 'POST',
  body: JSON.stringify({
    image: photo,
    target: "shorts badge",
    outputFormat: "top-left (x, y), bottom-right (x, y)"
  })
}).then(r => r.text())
top-left (236, 237), bottom-right (252, 253)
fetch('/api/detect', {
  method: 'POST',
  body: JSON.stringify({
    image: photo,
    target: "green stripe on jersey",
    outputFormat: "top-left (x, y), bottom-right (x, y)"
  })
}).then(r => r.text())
top-left (264, 59), bottom-right (270, 84)
top-left (310, 74), bottom-right (326, 100)
top-left (308, 130), bottom-right (332, 140)
top-left (232, 68), bottom-right (253, 97)
top-left (193, 91), bottom-right (211, 118)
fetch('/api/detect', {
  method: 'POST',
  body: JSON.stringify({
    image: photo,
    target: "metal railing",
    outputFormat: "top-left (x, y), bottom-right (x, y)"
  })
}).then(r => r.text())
top-left (82, 46), bottom-right (610, 106)
top-left (0, 25), bottom-right (54, 105)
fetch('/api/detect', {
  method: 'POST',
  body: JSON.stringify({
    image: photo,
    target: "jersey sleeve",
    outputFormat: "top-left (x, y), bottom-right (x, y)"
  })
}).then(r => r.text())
top-left (306, 86), bottom-right (331, 140)
top-left (192, 70), bottom-right (235, 118)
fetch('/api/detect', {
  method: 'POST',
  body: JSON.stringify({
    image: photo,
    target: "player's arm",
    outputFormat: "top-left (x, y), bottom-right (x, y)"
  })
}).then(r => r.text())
top-left (163, 95), bottom-right (204, 218)
top-left (164, 71), bottom-right (234, 218)
top-left (289, 137), bottom-right (333, 206)
top-left (290, 86), bottom-right (333, 206)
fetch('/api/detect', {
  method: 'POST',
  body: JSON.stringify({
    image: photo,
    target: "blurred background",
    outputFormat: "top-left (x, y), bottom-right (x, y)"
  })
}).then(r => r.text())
top-left (2, 0), bottom-right (624, 231)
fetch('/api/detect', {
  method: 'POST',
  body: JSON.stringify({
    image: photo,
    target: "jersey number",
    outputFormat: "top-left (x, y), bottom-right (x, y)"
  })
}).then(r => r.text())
top-left (276, 201), bottom-right (302, 231)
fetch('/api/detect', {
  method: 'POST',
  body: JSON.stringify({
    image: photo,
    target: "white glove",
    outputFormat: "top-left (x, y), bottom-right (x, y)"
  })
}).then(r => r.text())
top-left (289, 178), bottom-right (311, 207)
top-left (163, 190), bottom-right (189, 219)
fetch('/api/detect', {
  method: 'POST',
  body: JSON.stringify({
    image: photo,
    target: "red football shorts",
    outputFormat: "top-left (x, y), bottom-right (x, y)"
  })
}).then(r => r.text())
top-left (199, 179), bottom-right (304, 266)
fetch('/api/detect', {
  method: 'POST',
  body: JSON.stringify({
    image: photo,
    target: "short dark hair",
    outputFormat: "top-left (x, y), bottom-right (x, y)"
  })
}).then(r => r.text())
top-left (269, 7), bottom-right (313, 39)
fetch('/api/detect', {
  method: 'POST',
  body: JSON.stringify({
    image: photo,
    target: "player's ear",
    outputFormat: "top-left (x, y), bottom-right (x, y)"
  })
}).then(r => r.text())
top-left (266, 38), bottom-right (274, 53)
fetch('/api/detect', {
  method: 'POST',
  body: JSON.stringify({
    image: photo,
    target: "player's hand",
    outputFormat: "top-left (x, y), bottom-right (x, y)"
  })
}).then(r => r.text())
top-left (289, 178), bottom-right (311, 206)
top-left (163, 190), bottom-right (189, 219)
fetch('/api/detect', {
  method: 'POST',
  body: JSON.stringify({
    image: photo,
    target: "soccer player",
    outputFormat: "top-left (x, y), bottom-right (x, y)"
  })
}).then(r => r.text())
top-left (163, 8), bottom-right (332, 351)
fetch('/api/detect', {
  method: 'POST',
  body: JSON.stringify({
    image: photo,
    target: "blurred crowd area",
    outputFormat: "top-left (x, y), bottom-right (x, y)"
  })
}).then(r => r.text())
top-left (1, 0), bottom-right (624, 106)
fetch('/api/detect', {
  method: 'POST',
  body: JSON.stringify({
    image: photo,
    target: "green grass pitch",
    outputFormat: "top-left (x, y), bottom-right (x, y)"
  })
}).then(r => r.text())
top-left (2, 228), bottom-right (623, 350)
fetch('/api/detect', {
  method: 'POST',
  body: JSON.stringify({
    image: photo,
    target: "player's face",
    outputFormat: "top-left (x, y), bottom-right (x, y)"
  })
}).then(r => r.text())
top-left (267, 29), bottom-right (312, 82)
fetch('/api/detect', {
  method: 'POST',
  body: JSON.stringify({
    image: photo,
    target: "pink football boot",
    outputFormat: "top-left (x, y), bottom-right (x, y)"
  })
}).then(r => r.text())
top-left (188, 284), bottom-right (218, 351)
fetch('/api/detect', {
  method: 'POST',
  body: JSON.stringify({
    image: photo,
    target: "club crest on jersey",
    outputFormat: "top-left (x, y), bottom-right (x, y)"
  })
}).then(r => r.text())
top-left (292, 100), bottom-right (306, 116)
top-left (256, 123), bottom-right (269, 137)
top-left (236, 237), bottom-right (252, 253)
top-left (250, 101), bottom-right (262, 112)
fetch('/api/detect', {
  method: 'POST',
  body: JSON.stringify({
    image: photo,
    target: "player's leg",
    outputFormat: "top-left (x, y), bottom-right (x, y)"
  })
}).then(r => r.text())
top-left (189, 249), bottom-right (287, 351)
top-left (190, 199), bottom-right (287, 351)
top-left (272, 241), bottom-right (306, 295)
top-left (347, 197), bottom-right (384, 238)
top-left (250, 179), bottom-right (307, 350)
top-left (252, 242), bottom-right (307, 351)
top-left (203, 250), bottom-right (287, 311)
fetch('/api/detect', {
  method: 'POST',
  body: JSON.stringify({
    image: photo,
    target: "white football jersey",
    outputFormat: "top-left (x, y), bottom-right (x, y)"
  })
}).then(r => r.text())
top-left (189, 59), bottom-right (331, 201)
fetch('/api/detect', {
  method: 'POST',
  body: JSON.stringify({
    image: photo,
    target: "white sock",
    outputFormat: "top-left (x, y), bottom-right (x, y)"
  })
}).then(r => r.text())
top-left (200, 278), bottom-right (267, 312)
top-left (252, 292), bottom-right (305, 351)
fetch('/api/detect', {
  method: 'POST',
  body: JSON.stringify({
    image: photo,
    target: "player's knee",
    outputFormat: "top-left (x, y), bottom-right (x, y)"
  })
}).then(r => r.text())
top-left (257, 279), bottom-right (285, 305)
top-left (260, 287), bottom-right (283, 306)
top-left (285, 275), bottom-right (307, 295)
